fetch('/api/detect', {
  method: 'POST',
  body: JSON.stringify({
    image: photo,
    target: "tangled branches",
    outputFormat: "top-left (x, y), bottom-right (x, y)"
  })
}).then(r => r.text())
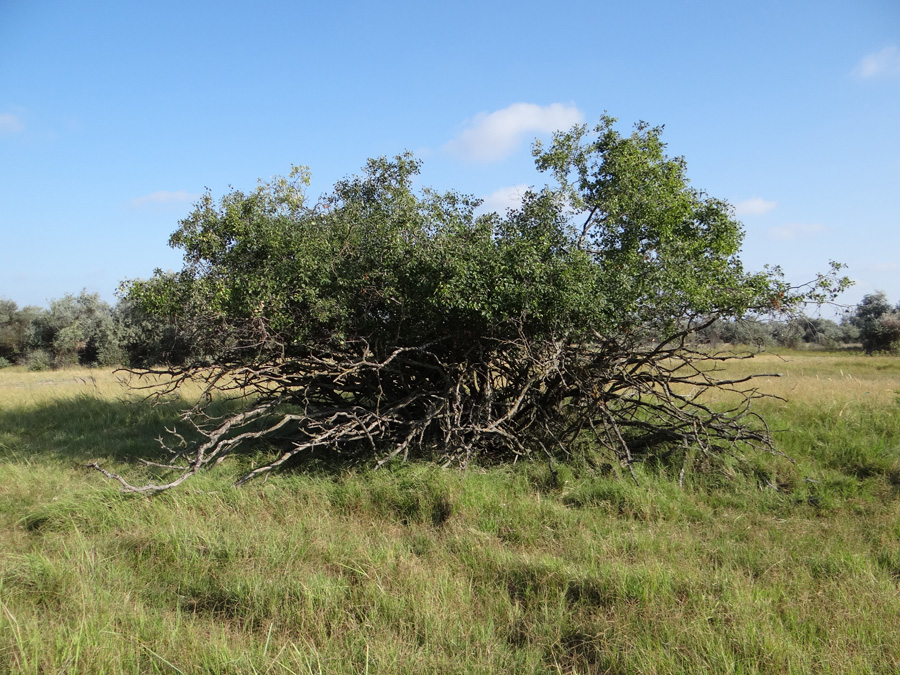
top-left (90, 318), bottom-right (780, 493)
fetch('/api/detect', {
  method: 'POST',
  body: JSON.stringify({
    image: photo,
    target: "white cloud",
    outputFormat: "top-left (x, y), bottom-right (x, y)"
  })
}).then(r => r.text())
top-left (767, 223), bottom-right (825, 240)
top-left (0, 113), bottom-right (24, 133)
top-left (479, 184), bottom-right (530, 214)
top-left (734, 197), bottom-right (776, 217)
top-left (131, 190), bottom-right (200, 207)
top-left (853, 45), bottom-right (900, 79)
top-left (444, 102), bottom-right (584, 163)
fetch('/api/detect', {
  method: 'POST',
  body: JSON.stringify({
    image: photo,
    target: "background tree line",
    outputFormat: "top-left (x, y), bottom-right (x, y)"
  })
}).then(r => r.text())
top-left (1, 290), bottom-right (897, 371)
top-left (0, 287), bottom-right (190, 370)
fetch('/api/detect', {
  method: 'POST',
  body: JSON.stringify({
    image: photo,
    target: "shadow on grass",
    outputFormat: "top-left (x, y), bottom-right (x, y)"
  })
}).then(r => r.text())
top-left (0, 393), bottom-right (204, 466)
top-left (0, 393), bottom-right (372, 482)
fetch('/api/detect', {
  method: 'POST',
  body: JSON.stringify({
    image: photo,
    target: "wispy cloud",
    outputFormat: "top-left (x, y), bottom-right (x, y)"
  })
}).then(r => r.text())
top-left (479, 184), bottom-right (530, 214)
top-left (131, 190), bottom-right (200, 208)
top-left (0, 113), bottom-right (24, 134)
top-left (853, 45), bottom-right (900, 79)
top-left (767, 223), bottom-right (825, 240)
top-left (734, 197), bottom-right (776, 217)
top-left (444, 103), bottom-right (583, 163)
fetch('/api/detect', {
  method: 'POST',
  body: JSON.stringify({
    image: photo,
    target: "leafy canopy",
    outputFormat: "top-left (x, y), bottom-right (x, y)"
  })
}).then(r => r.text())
top-left (129, 118), bottom-right (820, 357)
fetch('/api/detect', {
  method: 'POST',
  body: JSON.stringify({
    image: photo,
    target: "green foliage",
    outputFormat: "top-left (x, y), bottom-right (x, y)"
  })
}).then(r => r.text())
top-left (694, 314), bottom-right (858, 350)
top-left (26, 291), bottom-right (121, 367)
top-left (112, 292), bottom-right (192, 366)
top-left (129, 126), bottom-right (805, 361)
top-left (126, 157), bottom-right (602, 353)
top-left (0, 298), bottom-right (42, 363)
top-left (0, 357), bottom-right (10, 369)
top-left (850, 291), bottom-right (900, 353)
top-left (717, 317), bottom-right (776, 348)
top-left (0, 298), bottom-right (22, 359)
top-left (533, 116), bottom-right (781, 325)
top-left (26, 349), bottom-right (52, 372)
top-left (788, 316), bottom-right (857, 348)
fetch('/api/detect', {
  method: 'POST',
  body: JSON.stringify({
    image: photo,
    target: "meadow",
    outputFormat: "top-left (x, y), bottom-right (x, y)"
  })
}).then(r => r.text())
top-left (1, 351), bottom-right (899, 673)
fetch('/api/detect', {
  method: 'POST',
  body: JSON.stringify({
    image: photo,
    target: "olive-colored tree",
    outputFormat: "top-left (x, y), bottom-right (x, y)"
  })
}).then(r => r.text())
top-left (28, 291), bottom-right (120, 367)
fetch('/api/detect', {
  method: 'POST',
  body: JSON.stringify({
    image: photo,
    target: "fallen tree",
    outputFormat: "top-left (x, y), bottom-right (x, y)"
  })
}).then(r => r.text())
top-left (91, 117), bottom-right (849, 493)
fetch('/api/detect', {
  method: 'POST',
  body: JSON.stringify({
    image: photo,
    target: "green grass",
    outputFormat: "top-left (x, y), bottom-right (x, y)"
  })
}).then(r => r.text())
top-left (1, 357), bottom-right (899, 673)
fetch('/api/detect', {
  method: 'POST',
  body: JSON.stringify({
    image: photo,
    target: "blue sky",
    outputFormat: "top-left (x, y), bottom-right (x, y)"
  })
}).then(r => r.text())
top-left (2, 0), bottom-right (898, 315)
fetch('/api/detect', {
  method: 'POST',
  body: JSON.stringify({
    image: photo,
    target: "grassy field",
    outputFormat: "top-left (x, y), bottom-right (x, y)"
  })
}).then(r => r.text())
top-left (0, 352), bottom-right (898, 673)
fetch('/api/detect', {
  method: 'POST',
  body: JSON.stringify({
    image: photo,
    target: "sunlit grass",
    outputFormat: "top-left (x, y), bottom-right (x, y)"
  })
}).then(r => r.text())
top-left (1, 354), bottom-right (899, 673)
top-left (0, 366), bottom-right (126, 408)
top-left (708, 351), bottom-right (900, 407)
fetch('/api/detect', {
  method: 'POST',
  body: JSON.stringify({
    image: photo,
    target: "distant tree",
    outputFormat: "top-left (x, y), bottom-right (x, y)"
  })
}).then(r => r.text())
top-left (0, 299), bottom-right (42, 363)
top-left (708, 318), bottom-right (776, 349)
top-left (30, 291), bottom-right (120, 367)
top-left (789, 316), bottom-right (855, 348)
top-left (93, 118), bottom-right (850, 493)
top-left (850, 292), bottom-right (900, 353)
top-left (696, 315), bottom-right (855, 350)
top-left (0, 299), bottom-right (25, 361)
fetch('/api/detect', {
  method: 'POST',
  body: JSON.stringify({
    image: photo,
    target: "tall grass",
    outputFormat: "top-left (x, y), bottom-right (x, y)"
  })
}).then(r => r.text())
top-left (0, 355), bottom-right (898, 673)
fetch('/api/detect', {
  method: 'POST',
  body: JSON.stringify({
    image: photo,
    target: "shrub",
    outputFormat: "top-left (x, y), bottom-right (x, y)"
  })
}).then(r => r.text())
top-left (94, 117), bottom-right (849, 493)
top-left (27, 350), bottom-right (53, 372)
